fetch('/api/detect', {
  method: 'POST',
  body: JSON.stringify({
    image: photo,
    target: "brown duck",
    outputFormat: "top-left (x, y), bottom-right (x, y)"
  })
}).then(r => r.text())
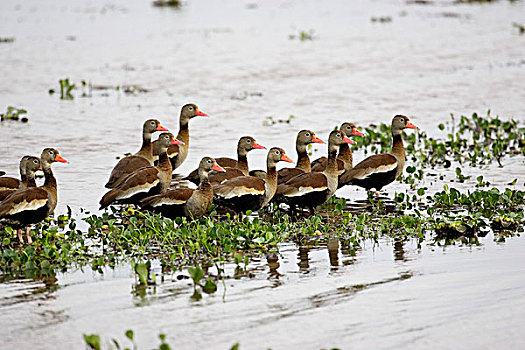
top-left (152, 103), bottom-right (208, 171)
top-left (0, 155), bottom-right (39, 190)
top-left (311, 122), bottom-right (363, 173)
top-left (277, 129), bottom-right (325, 184)
top-left (274, 130), bottom-right (354, 212)
top-left (0, 149), bottom-right (67, 244)
top-left (100, 133), bottom-right (177, 209)
top-left (105, 119), bottom-right (169, 188)
top-left (0, 156), bottom-right (41, 202)
top-left (185, 136), bottom-right (265, 185)
top-left (213, 147), bottom-right (293, 213)
top-left (141, 157), bottom-right (225, 219)
top-left (338, 115), bottom-right (418, 195)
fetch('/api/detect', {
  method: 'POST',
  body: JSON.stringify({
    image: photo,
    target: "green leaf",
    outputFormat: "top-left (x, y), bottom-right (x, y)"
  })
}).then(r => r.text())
top-left (125, 329), bottom-right (134, 341)
top-left (83, 334), bottom-right (101, 350)
top-left (202, 278), bottom-right (217, 294)
top-left (134, 262), bottom-right (148, 285)
top-left (188, 265), bottom-right (203, 283)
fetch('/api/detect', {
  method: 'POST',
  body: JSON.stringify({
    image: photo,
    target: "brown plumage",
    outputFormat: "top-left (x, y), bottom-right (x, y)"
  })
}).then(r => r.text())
top-left (184, 136), bottom-right (265, 185)
top-left (141, 157), bottom-right (225, 219)
top-left (277, 130), bottom-right (325, 184)
top-left (105, 119), bottom-right (169, 188)
top-left (0, 149), bottom-right (67, 244)
top-left (0, 156), bottom-right (41, 202)
top-left (213, 147), bottom-right (293, 213)
top-left (152, 103), bottom-right (208, 171)
top-left (338, 115), bottom-right (418, 193)
top-left (0, 156), bottom-right (37, 190)
top-left (274, 130), bottom-right (354, 211)
top-left (100, 133), bottom-right (177, 209)
top-left (311, 122), bottom-right (363, 173)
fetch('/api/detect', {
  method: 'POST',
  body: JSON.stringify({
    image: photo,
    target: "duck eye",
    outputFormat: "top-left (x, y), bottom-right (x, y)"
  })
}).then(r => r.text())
top-left (305, 133), bottom-right (310, 137)
top-left (247, 139), bottom-right (251, 143)
top-left (188, 106), bottom-right (194, 111)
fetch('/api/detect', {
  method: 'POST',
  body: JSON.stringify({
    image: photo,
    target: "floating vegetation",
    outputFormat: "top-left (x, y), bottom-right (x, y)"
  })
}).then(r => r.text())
top-left (0, 37), bottom-right (15, 43)
top-left (0, 106), bottom-right (28, 123)
top-left (84, 329), bottom-right (173, 350)
top-left (263, 114), bottom-right (295, 126)
top-left (371, 16), bottom-right (392, 23)
top-left (152, 0), bottom-right (181, 8)
top-left (513, 22), bottom-right (525, 35)
top-left (49, 78), bottom-right (149, 99)
top-left (289, 30), bottom-right (315, 41)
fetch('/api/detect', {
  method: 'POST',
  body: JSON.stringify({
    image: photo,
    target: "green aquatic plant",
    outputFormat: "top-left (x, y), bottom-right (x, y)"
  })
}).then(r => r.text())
top-left (0, 106), bottom-right (28, 122)
top-left (84, 330), bottom-right (172, 350)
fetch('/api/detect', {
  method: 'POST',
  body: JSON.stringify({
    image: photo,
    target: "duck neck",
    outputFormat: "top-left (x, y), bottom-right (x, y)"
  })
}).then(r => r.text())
top-left (266, 161), bottom-right (278, 187)
top-left (157, 147), bottom-right (173, 172)
top-left (136, 131), bottom-right (153, 159)
top-left (197, 169), bottom-right (212, 193)
top-left (177, 119), bottom-right (190, 148)
top-left (337, 143), bottom-right (353, 170)
top-left (325, 147), bottom-right (339, 175)
top-left (25, 173), bottom-right (37, 188)
top-left (296, 144), bottom-right (310, 172)
top-left (236, 152), bottom-right (249, 176)
top-left (391, 132), bottom-right (405, 163)
top-left (43, 162), bottom-right (57, 189)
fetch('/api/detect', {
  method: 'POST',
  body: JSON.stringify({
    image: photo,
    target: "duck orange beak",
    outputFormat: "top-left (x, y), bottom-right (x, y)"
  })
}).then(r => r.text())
top-left (312, 135), bottom-right (325, 143)
top-left (352, 128), bottom-right (364, 136)
top-left (39, 165), bottom-right (43, 171)
top-left (171, 138), bottom-right (184, 145)
top-left (55, 154), bottom-right (68, 163)
top-left (406, 121), bottom-right (418, 129)
top-left (157, 124), bottom-right (168, 131)
top-left (252, 141), bottom-right (266, 149)
top-left (212, 163), bottom-right (226, 172)
top-left (281, 154), bottom-right (293, 163)
top-left (195, 109), bottom-right (208, 117)
top-left (342, 136), bottom-right (357, 144)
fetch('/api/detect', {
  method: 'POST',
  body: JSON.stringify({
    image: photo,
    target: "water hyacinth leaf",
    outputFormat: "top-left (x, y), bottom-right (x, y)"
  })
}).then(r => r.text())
top-left (134, 263), bottom-right (148, 285)
top-left (125, 329), bottom-right (134, 341)
top-left (83, 334), bottom-right (101, 350)
top-left (188, 265), bottom-right (203, 284)
top-left (202, 278), bottom-right (217, 294)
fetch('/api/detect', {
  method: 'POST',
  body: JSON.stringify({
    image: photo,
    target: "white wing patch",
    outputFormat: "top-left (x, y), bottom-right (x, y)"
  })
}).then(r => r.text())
top-left (215, 186), bottom-right (264, 199)
top-left (118, 180), bottom-right (159, 200)
top-left (7, 198), bottom-right (48, 215)
top-left (151, 197), bottom-right (187, 206)
top-left (352, 163), bottom-right (397, 180)
top-left (285, 186), bottom-right (327, 197)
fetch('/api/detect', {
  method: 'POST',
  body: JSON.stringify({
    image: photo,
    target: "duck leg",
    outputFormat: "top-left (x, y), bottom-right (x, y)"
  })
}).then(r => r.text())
top-left (25, 227), bottom-right (32, 244)
top-left (17, 229), bottom-right (24, 244)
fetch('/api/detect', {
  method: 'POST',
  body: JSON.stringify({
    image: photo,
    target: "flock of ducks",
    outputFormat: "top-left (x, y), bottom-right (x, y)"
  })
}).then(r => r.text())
top-left (0, 103), bottom-right (418, 244)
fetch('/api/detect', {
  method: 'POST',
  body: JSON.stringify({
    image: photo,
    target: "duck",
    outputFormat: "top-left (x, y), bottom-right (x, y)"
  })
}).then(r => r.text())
top-left (0, 156), bottom-right (41, 202)
top-left (213, 147), bottom-right (293, 213)
top-left (0, 156), bottom-right (36, 190)
top-left (0, 148), bottom-right (67, 244)
top-left (311, 122), bottom-right (363, 173)
top-left (276, 130), bottom-right (325, 184)
top-left (274, 130), bottom-right (355, 212)
top-left (0, 171), bottom-right (5, 176)
top-left (152, 103), bottom-right (207, 171)
top-left (338, 115), bottom-right (418, 195)
top-left (99, 132), bottom-right (178, 209)
top-left (105, 119), bottom-right (169, 188)
top-left (184, 136), bottom-right (265, 185)
top-left (141, 157), bottom-right (225, 219)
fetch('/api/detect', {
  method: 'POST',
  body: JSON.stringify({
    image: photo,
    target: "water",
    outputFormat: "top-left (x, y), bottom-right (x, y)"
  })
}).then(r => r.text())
top-left (1, 0), bottom-right (524, 348)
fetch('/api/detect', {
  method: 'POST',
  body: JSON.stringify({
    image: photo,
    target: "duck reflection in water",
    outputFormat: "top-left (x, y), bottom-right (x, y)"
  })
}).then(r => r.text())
top-left (266, 253), bottom-right (281, 285)
top-left (327, 236), bottom-right (339, 268)
top-left (298, 246), bottom-right (310, 272)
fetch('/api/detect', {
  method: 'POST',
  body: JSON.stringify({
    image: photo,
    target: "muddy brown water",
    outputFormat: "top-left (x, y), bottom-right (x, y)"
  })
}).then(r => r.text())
top-left (1, 0), bottom-right (525, 348)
